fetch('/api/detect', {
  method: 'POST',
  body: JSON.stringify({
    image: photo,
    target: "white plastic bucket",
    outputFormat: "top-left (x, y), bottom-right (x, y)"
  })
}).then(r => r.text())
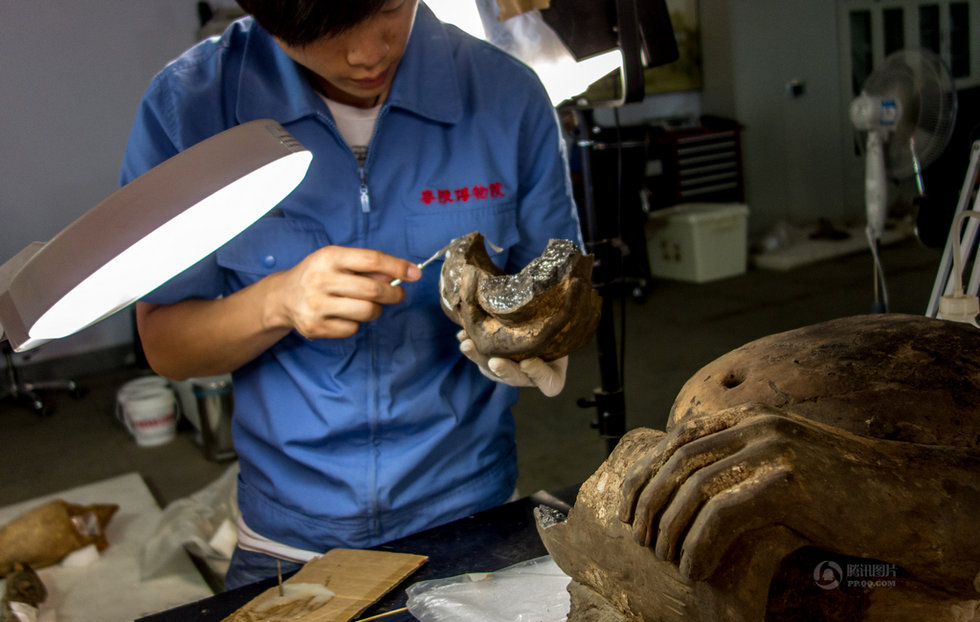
top-left (117, 377), bottom-right (179, 446)
top-left (116, 376), bottom-right (172, 423)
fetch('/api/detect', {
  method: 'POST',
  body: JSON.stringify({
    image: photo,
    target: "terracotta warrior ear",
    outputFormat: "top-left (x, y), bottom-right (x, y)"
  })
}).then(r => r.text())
top-left (440, 231), bottom-right (601, 362)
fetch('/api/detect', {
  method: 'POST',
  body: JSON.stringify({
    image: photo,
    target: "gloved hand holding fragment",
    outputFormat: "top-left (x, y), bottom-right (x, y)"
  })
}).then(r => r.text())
top-left (457, 330), bottom-right (569, 397)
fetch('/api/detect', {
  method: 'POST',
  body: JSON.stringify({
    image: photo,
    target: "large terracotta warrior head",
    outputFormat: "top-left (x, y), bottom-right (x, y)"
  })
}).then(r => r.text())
top-left (538, 314), bottom-right (980, 621)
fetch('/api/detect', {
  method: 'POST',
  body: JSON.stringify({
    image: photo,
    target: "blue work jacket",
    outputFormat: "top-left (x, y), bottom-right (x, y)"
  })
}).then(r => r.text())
top-left (121, 4), bottom-right (582, 552)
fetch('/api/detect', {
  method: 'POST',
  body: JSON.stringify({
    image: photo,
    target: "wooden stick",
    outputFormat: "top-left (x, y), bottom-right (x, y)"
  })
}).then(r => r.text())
top-left (354, 606), bottom-right (409, 621)
top-left (276, 559), bottom-right (284, 597)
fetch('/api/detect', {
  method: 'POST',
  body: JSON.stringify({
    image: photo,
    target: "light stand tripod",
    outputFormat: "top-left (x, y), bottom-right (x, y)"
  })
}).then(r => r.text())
top-left (549, 0), bottom-right (677, 455)
top-left (573, 108), bottom-right (628, 456)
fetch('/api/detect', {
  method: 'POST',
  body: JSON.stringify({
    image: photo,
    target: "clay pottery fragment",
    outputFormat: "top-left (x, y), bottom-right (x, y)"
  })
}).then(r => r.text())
top-left (440, 231), bottom-right (601, 361)
top-left (0, 500), bottom-right (118, 576)
top-left (1, 562), bottom-right (47, 611)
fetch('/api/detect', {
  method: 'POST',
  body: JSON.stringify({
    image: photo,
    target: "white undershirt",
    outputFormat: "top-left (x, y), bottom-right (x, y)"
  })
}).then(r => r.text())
top-left (236, 514), bottom-right (322, 563)
top-left (235, 487), bottom-right (522, 563)
top-left (321, 95), bottom-right (381, 166)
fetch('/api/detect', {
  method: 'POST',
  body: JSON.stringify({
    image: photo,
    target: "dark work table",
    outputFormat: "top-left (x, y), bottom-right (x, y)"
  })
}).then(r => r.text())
top-left (138, 486), bottom-right (578, 621)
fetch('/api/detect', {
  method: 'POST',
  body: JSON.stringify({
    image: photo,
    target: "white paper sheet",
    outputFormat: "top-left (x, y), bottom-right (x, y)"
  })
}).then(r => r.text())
top-left (0, 473), bottom-right (212, 621)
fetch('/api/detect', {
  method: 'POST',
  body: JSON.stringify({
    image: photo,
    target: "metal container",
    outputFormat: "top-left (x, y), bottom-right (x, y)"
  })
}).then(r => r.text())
top-left (192, 378), bottom-right (236, 462)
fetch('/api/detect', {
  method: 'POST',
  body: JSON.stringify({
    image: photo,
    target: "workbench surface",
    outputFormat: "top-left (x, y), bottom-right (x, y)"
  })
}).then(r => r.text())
top-left (138, 486), bottom-right (578, 621)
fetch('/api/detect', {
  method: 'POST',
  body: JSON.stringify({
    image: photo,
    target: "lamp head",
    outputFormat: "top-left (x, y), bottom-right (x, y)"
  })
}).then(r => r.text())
top-left (0, 120), bottom-right (312, 352)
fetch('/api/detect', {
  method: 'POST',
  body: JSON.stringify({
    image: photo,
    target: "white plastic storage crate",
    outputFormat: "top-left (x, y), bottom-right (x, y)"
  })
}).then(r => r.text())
top-left (647, 203), bottom-right (749, 283)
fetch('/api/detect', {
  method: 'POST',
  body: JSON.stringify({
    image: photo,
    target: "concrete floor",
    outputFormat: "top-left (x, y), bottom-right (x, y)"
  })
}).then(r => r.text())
top-left (0, 237), bottom-right (942, 512)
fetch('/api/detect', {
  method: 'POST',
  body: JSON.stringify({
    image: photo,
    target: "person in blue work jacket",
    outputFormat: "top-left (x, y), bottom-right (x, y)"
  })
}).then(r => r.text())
top-left (122, 0), bottom-right (582, 590)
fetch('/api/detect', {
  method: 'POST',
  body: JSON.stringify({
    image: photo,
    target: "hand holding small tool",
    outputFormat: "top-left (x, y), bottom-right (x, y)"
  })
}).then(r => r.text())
top-left (390, 243), bottom-right (453, 286)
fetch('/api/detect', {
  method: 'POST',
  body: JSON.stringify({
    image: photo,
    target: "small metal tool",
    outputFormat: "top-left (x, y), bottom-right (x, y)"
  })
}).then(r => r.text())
top-left (390, 242), bottom-right (454, 286)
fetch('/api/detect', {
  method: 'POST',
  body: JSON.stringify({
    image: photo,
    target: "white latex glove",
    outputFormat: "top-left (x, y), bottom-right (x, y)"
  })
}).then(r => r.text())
top-left (456, 330), bottom-right (568, 397)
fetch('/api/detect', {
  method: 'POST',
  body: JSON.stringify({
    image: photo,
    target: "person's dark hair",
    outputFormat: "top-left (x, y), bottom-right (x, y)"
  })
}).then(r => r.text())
top-left (235, 0), bottom-right (393, 46)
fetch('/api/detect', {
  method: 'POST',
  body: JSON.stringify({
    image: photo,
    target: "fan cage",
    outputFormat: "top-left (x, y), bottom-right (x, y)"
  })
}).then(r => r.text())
top-left (861, 49), bottom-right (957, 179)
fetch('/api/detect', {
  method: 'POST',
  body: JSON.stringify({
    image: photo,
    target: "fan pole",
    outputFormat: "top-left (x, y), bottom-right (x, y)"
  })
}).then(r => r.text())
top-left (865, 131), bottom-right (889, 313)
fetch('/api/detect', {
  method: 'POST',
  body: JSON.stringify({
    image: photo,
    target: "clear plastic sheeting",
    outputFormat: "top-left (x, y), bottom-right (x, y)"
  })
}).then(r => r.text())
top-left (139, 463), bottom-right (240, 581)
top-left (406, 555), bottom-right (570, 622)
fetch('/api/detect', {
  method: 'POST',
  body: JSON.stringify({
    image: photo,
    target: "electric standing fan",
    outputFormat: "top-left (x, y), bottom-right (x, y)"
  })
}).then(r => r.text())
top-left (849, 48), bottom-right (957, 312)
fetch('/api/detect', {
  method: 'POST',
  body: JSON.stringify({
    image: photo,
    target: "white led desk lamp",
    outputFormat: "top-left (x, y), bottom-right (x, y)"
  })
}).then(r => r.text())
top-left (0, 120), bottom-right (312, 352)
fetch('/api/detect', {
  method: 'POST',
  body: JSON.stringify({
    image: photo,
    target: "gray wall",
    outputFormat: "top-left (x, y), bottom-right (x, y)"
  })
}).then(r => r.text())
top-left (695, 0), bottom-right (848, 236)
top-left (1, 2), bottom-right (201, 363)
